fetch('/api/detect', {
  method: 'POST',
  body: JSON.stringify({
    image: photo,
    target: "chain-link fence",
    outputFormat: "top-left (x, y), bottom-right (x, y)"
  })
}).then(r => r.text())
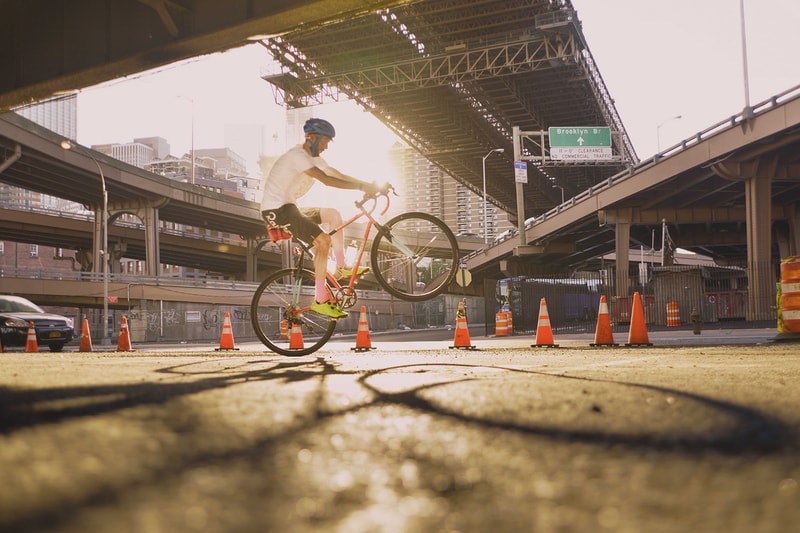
top-left (485, 262), bottom-right (778, 336)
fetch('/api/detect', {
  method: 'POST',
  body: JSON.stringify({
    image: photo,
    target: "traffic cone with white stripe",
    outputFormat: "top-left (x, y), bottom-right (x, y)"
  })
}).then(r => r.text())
top-left (116, 316), bottom-right (134, 352)
top-left (351, 306), bottom-right (376, 352)
top-left (79, 318), bottom-right (93, 352)
top-left (289, 322), bottom-right (304, 350)
top-left (625, 291), bottom-right (653, 346)
top-left (450, 301), bottom-right (477, 350)
top-left (25, 321), bottom-right (39, 352)
top-left (531, 298), bottom-right (559, 348)
top-left (215, 311), bottom-right (239, 351)
top-left (590, 295), bottom-right (618, 347)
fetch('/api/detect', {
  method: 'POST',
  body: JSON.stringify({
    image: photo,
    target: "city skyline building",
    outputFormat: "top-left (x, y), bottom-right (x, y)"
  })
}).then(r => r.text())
top-left (388, 142), bottom-right (514, 239)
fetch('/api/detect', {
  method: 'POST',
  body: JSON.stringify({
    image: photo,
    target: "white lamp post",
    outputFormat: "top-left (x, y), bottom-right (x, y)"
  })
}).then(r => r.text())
top-left (178, 95), bottom-right (196, 184)
top-left (656, 115), bottom-right (682, 153)
top-left (61, 140), bottom-right (110, 345)
top-left (482, 148), bottom-right (504, 244)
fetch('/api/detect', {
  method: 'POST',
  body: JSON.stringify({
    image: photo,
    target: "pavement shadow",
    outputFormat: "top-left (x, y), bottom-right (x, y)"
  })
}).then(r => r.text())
top-left (1, 357), bottom-right (791, 455)
top-left (0, 356), bottom-right (794, 532)
top-left (357, 362), bottom-right (793, 455)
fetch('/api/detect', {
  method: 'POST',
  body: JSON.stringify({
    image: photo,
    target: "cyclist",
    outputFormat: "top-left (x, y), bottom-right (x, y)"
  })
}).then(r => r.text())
top-left (260, 118), bottom-right (379, 318)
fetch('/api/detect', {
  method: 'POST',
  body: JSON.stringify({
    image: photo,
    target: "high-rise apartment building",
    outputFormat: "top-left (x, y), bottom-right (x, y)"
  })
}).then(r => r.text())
top-left (6, 94), bottom-right (79, 211)
top-left (93, 141), bottom-right (155, 169)
top-left (388, 142), bottom-right (513, 239)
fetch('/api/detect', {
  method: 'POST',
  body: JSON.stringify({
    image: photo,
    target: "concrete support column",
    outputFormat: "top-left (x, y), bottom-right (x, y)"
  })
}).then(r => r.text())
top-left (126, 199), bottom-right (168, 277)
top-left (140, 204), bottom-right (161, 277)
top-left (246, 238), bottom-right (260, 282)
top-left (745, 175), bottom-right (774, 320)
top-left (787, 203), bottom-right (800, 257)
top-left (614, 212), bottom-right (631, 297)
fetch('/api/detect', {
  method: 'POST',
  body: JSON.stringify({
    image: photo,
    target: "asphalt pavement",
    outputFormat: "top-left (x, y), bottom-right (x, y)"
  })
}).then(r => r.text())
top-left (1, 328), bottom-right (798, 532)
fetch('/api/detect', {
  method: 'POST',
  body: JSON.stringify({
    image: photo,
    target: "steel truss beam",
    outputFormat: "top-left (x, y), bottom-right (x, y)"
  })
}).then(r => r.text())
top-left (263, 32), bottom-right (579, 105)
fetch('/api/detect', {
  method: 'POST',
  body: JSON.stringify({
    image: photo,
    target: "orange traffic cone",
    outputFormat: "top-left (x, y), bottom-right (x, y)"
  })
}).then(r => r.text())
top-left (450, 301), bottom-right (477, 350)
top-left (116, 316), bottom-right (134, 352)
top-left (279, 320), bottom-right (289, 339)
top-left (215, 311), bottom-right (239, 351)
top-left (590, 295), bottom-right (618, 347)
top-left (531, 298), bottom-right (559, 348)
top-left (351, 306), bottom-right (376, 352)
top-left (79, 318), bottom-right (94, 352)
top-left (289, 322), bottom-right (304, 350)
top-left (625, 291), bottom-right (653, 346)
top-left (25, 321), bottom-right (39, 353)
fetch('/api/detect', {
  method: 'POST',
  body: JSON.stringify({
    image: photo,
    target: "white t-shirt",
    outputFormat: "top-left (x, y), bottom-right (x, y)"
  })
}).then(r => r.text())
top-left (260, 144), bottom-right (330, 211)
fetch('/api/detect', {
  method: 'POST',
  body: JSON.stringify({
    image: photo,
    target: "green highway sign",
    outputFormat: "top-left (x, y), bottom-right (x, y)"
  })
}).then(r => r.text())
top-left (548, 126), bottom-right (612, 161)
top-left (548, 127), bottom-right (611, 147)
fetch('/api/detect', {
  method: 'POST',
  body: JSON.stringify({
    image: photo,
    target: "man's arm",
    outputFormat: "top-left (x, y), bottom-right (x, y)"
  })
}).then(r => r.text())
top-left (304, 166), bottom-right (378, 193)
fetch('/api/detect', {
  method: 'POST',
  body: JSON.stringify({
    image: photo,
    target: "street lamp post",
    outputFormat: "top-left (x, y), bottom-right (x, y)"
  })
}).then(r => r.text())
top-left (482, 148), bottom-right (505, 245)
top-left (178, 95), bottom-right (196, 184)
top-left (656, 115), bottom-right (682, 153)
top-left (61, 140), bottom-right (111, 345)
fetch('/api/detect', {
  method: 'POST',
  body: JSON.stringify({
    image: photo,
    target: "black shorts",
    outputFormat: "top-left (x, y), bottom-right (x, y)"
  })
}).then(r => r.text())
top-left (262, 204), bottom-right (323, 244)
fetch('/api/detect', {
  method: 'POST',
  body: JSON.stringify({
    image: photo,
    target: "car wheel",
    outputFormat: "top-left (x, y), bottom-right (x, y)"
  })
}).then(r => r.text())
top-left (48, 343), bottom-right (65, 352)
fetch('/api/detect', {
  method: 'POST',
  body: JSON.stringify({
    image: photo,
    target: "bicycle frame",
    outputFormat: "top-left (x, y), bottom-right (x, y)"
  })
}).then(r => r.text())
top-left (287, 190), bottom-right (394, 308)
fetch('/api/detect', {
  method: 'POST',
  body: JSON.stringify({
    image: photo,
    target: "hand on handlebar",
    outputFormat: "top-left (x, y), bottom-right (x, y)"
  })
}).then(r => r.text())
top-left (361, 181), bottom-right (394, 197)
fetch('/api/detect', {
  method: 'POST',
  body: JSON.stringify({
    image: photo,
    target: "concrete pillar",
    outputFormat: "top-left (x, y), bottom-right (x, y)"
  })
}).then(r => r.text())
top-left (745, 175), bottom-right (774, 320)
top-left (614, 214), bottom-right (631, 297)
top-left (122, 198), bottom-right (168, 277)
top-left (246, 238), bottom-right (260, 282)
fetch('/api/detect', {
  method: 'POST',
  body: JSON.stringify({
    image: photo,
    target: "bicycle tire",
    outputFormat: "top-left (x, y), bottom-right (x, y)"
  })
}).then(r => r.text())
top-left (370, 211), bottom-right (459, 301)
top-left (251, 267), bottom-right (337, 356)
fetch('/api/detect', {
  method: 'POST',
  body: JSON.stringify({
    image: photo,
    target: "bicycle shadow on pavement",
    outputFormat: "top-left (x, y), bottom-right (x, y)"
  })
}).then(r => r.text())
top-left (0, 356), bottom-right (792, 454)
top-left (0, 355), bottom-right (795, 532)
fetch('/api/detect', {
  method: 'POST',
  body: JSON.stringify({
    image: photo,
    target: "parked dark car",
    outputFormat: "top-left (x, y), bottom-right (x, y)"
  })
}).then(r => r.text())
top-left (0, 295), bottom-right (75, 352)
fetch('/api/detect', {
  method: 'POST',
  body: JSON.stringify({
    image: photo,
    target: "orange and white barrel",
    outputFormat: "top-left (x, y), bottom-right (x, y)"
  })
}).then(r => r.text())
top-left (495, 312), bottom-right (508, 336)
top-left (279, 320), bottom-right (289, 339)
top-left (505, 310), bottom-right (513, 335)
top-left (780, 257), bottom-right (800, 333)
top-left (666, 301), bottom-right (680, 327)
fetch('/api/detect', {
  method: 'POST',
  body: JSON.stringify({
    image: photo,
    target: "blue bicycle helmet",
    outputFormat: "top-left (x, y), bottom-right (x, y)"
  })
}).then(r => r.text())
top-left (304, 118), bottom-right (336, 156)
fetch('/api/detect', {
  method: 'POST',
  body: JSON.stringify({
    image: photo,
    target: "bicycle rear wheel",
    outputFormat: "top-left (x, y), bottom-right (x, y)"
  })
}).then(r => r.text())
top-left (251, 267), bottom-right (337, 356)
top-left (370, 211), bottom-right (459, 301)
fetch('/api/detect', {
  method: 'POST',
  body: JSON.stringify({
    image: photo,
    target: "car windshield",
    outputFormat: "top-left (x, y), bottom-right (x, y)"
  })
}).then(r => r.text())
top-left (1, 298), bottom-right (44, 313)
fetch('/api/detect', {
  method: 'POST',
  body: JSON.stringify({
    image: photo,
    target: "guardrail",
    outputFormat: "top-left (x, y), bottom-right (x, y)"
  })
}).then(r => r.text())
top-left (463, 83), bottom-right (800, 263)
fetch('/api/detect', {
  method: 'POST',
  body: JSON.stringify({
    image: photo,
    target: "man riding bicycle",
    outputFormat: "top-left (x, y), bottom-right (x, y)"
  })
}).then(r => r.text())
top-left (260, 118), bottom-right (379, 319)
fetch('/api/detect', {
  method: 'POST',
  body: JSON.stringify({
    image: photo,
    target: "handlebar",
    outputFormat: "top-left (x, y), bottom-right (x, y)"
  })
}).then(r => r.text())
top-left (355, 182), bottom-right (395, 209)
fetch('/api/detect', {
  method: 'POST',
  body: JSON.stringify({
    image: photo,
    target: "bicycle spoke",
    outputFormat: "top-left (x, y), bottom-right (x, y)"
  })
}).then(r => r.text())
top-left (251, 268), bottom-right (337, 356)
top-left (371, 212), bottom-right (458, 301)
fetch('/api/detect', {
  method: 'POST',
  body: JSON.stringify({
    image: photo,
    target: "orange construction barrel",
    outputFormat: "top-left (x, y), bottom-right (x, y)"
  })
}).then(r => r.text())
top-left (780, 257), bottom-right (800, 332)
top-left (666, 301), bottom-right (680, 327)
top-left (495, 312), bottom-right (508, 337)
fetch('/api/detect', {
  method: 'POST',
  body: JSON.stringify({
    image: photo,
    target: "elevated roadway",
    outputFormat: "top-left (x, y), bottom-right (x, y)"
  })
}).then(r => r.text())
top-left (3, 0), bottom-right (636, 222)
top-left (2, 85), bottom-right (800, 314)
top-left (466, 85), bottom-right (800, 277)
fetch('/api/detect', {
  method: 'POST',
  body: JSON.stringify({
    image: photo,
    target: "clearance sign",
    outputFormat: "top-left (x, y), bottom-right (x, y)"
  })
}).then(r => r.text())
top-left (548, 127), bottom-right (612, 161)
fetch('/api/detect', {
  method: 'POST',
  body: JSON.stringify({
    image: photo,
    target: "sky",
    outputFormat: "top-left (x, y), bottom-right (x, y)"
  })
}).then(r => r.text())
top-left (77, 0), bottom-right (800, 180)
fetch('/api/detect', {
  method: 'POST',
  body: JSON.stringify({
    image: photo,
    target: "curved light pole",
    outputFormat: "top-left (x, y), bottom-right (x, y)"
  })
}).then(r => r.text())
top-left (61, 140), bottom-right (110, 346)
top-left (656, 115), bottom-right (682, 153)
top-left (482, 148), bottom-right (505, 245)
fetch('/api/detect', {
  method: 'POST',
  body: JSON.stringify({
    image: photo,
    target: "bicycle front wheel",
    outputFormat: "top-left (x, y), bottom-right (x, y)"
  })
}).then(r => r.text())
top-left (370, 212), bottom-right (459, 301)
top-left (251, 267), bottom-right (337, 356)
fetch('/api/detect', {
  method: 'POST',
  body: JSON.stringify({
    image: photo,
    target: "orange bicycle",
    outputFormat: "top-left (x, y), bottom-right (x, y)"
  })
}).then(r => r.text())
top-left (250, 185), bottom-right (459, 355)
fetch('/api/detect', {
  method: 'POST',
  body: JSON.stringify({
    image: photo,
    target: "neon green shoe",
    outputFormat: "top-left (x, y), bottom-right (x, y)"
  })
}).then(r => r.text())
top-left (336, 266), bottom-right (370, 280)
top-left (311, 300), bottom-right (348, 319)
